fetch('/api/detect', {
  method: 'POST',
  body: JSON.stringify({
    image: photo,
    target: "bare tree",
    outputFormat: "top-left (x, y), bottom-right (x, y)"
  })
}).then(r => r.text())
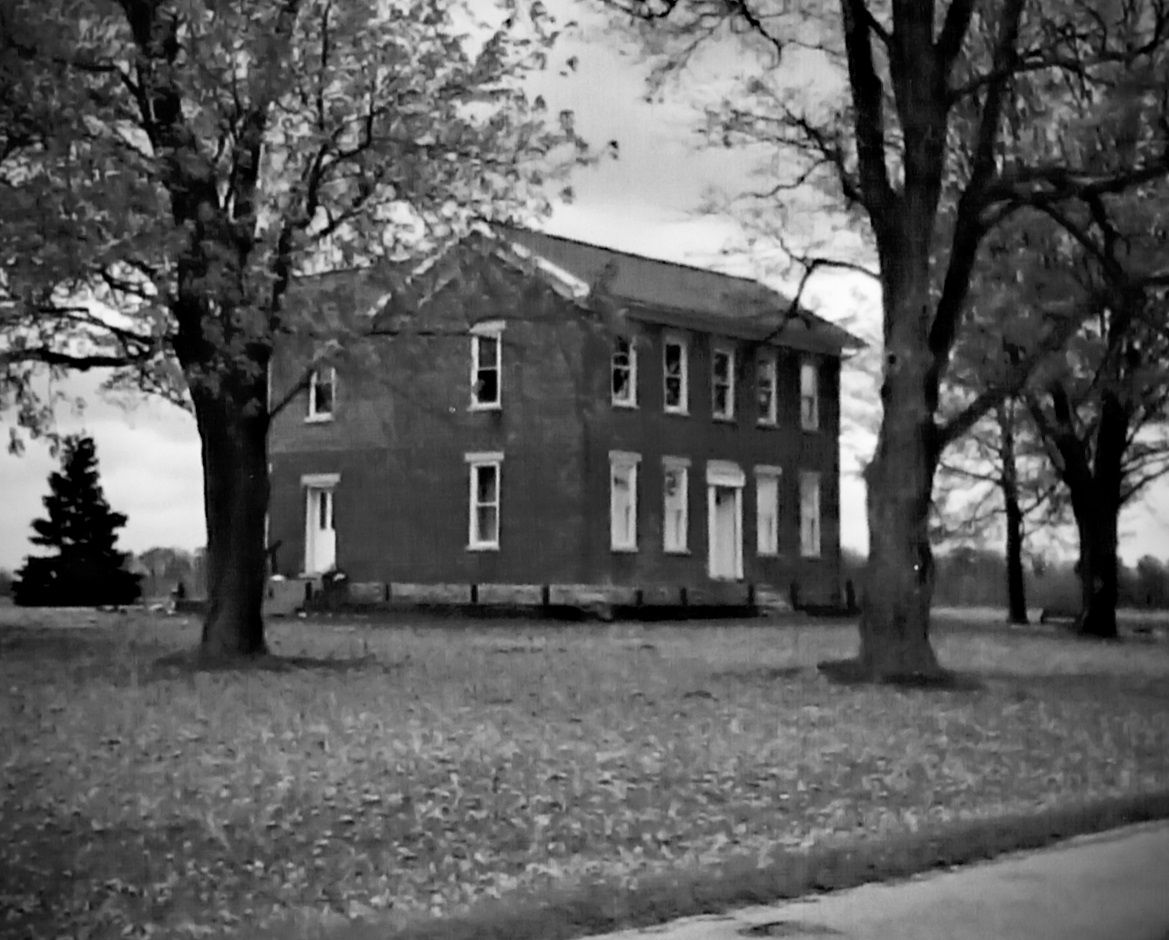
top-left (604, 0), bottom-right (1169, 680)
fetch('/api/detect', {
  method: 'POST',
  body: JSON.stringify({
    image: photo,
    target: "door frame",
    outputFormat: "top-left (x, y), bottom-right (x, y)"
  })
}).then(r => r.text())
top-left (301, 472), bottom-right (340, 575)
top-left (705, 460), bottom-right (744, 581)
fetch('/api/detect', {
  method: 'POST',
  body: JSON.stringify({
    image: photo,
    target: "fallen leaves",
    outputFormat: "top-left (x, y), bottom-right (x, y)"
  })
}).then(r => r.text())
top-left (1, 612), bottom-right (1168, 939)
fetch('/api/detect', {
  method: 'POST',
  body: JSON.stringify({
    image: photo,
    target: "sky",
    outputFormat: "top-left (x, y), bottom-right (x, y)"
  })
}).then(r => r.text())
top-left (2, 1), bottom-right (1168, 572)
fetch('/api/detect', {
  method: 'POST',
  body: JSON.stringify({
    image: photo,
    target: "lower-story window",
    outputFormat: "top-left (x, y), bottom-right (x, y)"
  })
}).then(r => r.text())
top-left (662, 456), bottom-right (689, 553)
top-left (799, 471), bottom-right (821, 558)
top-left (610, 450), bottom-right (641, 551)
top-left (466, 452), bottom-right (503, 550)
top-left (755, 466), bottom-right (781, 556)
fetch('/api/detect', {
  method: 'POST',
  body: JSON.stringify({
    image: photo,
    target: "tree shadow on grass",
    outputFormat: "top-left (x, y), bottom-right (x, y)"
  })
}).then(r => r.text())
top-left (817, 658), bottom-right (986, 692)
top-left (147, 648), bottom-right (402, 679)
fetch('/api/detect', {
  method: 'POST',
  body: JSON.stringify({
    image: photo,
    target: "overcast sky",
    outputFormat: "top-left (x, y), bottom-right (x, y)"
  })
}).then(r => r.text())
top-left (2, 1), bottom-right (1167, 572)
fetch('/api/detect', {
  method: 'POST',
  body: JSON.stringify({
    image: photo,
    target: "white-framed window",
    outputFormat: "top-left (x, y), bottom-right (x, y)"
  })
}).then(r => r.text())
top-left (755, 466), bottom-right (782, 556)
top-left (609, 450), bottom-right (640, 551)
top-left (800, 360), bottom-right (819, 431)
top-left (799, 471), bottom-right (821, 558)
top-left (711, 344), bottom-right (735, 420)
top-left (757, 350), bottom-right (778, 426)
top-left (470, 321), bottom-right (504, 410)
top-left (612, 335), bottom-right (637, 407)
top-left (662, 333), bottom-right (689, 414)
top-left (662, 456), bottom-right (689, 553)
top-left (466, 451), bottom-right (503, 550)
top-left (307, 367), bottom-right (335, 421)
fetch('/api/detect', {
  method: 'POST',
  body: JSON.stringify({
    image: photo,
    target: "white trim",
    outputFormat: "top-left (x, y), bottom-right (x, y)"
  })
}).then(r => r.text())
top-left (467, 456), bottom-right (503, 551)
top-left (464, 450), bottom-right (505, 463)
top-left (301, 472), bottom-right (341, 487)
top-left (711, 342), bottom-right (736, 420)
top-left (504, 241), bottom-right (592, 299)
top-left (611, 335), bottom-right (638, 408)
top-left (754, 464), bottom-right (783, 477)
top-left (756, 349), bottom-right (778, 426)
top-left (662, 331), bottom-right (689, 415)
top-left (705, 459), bottom-right (745, 488)
top-left (470, 318), bottom-right (507, 335)
top-left (609, 449), bottom-right (642, 465)
top-left (662, 458), bottom-right (689, 554)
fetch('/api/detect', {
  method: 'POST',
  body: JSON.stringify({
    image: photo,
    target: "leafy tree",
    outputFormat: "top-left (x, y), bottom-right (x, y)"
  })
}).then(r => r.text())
top-left (1, 0), bottom-right (588, 659)
top-left (607, 0), bottom-right (1169, 680)
top-left (1134, 555), bottom-right (1169, 609)
top-left (13, 434), bottom-right (142, 606)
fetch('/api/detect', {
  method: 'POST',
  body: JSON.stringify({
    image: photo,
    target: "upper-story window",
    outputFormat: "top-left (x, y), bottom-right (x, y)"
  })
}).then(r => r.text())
top-left (662, 333), bottom-right (689, 414)
top-left (711, 344), bottom-right (735, 420)
top-left (800, 360), bottom-right (819, 431)
top-left (470, 320), bottom-right (504, 410)
top-left (757, 351), bottom-right (778, 426)
top-left (307, 367), bottom-right (336, 422)
top-left (612, 336), bottom-right (637, 407)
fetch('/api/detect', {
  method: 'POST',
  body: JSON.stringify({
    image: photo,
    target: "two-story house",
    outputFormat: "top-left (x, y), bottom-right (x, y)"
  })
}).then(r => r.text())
top-left (266, 227), bottom-right (862, 612)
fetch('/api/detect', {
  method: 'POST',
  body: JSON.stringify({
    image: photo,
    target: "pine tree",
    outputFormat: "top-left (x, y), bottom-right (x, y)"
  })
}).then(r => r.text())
top-left (13, 435), bottom-right (142, 607)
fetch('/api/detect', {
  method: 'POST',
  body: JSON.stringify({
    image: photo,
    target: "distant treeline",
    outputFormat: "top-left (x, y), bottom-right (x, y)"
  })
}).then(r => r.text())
top-left (843, 548), bottom-right (1169, 611)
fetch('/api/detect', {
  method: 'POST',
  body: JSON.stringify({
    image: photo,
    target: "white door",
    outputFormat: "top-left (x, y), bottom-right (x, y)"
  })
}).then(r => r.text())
top-left (708, 484), bottom-right (742, 580)
top-left (305, 486), bottom-right (336, 574)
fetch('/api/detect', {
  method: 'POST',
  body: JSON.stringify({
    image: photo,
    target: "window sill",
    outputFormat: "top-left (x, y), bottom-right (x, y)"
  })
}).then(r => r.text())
top-left (305, 414), bottom-right (335, 424)
top-left (800, 425), bottom-right (820, 433)
top-left (612, 399), bottom-right (639, 409)
top-left (663, 408), bottom-right (689, 417)
top-left (610, 545), bottom-right (639, 554)
top-left (756, 419), bottom-right (779, 429)
top-left (466, 543), bottom-right (500, 552)
top-left (800, 552), bottom-right (822, 560)
top-left (712, 414), bottom-right (736, 424)
top-left (758, 551), bottom-right (780, 558)
top-left (664, 548), bottom-right (691, 556)
top-left (469, 402), bottom-right (502, 413)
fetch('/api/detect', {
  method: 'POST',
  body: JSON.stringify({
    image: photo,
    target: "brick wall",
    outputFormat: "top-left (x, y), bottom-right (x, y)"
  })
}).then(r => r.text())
top-left (268, 252), bottom-right (845, 605)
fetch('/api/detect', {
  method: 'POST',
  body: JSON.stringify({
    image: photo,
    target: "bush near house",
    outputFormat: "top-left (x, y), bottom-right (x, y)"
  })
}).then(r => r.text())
top-left (1, 608), bottom-right (1167, 940)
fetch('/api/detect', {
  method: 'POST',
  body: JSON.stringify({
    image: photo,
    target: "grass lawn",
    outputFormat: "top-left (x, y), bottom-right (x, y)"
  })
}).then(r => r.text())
top-left (2, 604), bottom-right (1168, 940)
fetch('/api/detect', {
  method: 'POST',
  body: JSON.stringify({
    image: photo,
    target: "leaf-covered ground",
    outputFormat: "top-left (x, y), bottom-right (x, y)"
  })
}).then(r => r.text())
top-left (2, 604), bottom-right (1168, 939)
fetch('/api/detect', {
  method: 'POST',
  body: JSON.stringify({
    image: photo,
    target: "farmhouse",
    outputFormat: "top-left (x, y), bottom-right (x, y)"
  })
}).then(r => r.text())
top-left (266, 227), bottom-right (863, 611)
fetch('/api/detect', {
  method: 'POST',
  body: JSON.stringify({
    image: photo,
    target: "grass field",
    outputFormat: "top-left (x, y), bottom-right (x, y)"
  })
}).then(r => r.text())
top-left (2, 604), bottom-right (1168, 940)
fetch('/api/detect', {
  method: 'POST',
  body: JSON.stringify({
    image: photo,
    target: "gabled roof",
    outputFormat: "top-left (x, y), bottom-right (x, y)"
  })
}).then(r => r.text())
top-left (499, 226), bottom-right (865, 355)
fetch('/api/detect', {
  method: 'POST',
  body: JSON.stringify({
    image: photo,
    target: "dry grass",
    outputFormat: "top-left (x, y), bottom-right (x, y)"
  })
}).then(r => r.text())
top-left (2, 604), bottom-right (1168, 940)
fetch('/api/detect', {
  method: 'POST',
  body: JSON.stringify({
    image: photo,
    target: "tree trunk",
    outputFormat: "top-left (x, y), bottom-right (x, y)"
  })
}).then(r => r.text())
top-left (999, 404), bottom-right (1028, 624)
top-left (191, 382), bottom-right (271, 660)
top-left (858, 412), bottom-right (944, 680)
top-left (1075, 512), bottom-right (1119, 639)
top-left (1004, 492), bottom-right (1028, 624)
top-left (839, 245), bottom-right (947, 682)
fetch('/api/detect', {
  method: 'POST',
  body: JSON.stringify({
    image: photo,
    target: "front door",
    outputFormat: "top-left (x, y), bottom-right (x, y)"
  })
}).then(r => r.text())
top-left (305, 486), bottom-right (336, 574)
top-left (708, 484), bottom-right (742, 580)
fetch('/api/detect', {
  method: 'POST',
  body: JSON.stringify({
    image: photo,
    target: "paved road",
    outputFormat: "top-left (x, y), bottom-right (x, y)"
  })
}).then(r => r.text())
top-left (591, 821), bottom-right (1169, 940)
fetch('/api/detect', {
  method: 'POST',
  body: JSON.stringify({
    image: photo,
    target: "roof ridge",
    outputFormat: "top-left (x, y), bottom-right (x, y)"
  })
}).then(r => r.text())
top-left (500, 225), bottom-right (770, 287)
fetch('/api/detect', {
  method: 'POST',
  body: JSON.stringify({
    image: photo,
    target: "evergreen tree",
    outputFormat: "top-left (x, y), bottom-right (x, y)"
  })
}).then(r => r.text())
top-left (13, 435), bottom-right (142, 607)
